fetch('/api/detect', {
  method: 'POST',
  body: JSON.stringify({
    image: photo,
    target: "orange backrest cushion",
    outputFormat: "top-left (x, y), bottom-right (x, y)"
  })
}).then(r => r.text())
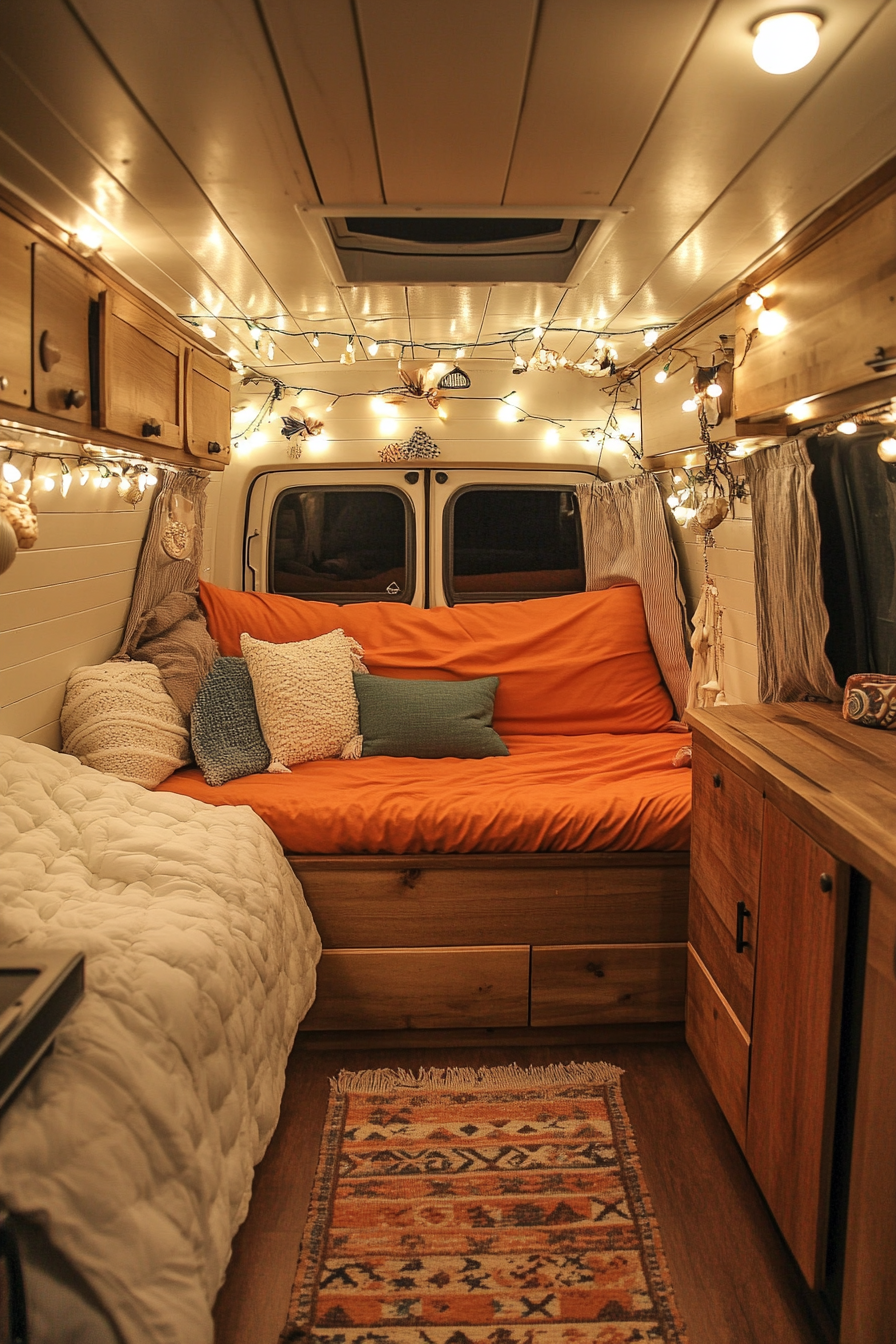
top-left (199, 581), bottom-right (674, 735)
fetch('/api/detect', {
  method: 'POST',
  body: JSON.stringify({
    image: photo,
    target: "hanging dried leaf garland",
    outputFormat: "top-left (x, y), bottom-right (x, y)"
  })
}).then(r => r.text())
top-left (379, 426), bottom-right (441, 464)
top-left (280, 407), bottom-right (325, 441)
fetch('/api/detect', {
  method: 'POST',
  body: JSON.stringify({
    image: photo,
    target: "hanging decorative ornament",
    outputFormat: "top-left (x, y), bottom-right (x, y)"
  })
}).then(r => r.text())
top-left (280, 408), bottom-right (325, 441)
top-left (161, 491), bottom-right (195, 560)
top-left (379, 426), bottom-right (441, 464)
top-left (695, 496), bottom-right (729, 530)
top-left (117, 466), bottom-right (145, 508)
top-left (437, 366), bottom-right (471, 390)
top-left (381, 368), bottom-right (445, 412)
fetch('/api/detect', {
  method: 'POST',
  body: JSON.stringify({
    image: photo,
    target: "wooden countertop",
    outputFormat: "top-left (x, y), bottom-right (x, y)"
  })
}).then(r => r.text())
top-left (686, 702), bottom-right (896, 898)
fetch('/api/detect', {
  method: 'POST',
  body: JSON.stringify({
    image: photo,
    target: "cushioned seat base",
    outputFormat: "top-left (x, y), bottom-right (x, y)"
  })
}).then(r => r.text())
top-left (156, 731), bottom-right (691, 854)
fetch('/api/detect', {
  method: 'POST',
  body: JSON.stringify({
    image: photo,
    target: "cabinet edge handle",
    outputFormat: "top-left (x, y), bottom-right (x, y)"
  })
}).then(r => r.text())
top-left (712, 772), bottom-right (722, 788)
top-left (735, 900), bottom-right (751, 952)
top-left (820, 873), bottom-right (833, 893)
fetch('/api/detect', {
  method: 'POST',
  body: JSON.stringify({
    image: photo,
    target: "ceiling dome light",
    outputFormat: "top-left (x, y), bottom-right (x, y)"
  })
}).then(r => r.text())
top-left (877, 436), bottom-right (896, 462)
top-left (752, 12), bottom-right (822, 75)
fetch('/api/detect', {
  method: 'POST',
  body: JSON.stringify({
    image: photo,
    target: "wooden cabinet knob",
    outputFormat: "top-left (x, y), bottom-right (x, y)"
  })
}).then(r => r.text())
top-left (39, 330), bottom-right (61, 372)
top-left (207, 441), bottom-right (222, 454)
top-left (819, 873), bottom-right (833, 892)
top-left (64, 388), bottom-right (87, 409)
top-left (142, 419), bottom-right (162, 438)
top-left (712, 772), bottom-right (722, 788)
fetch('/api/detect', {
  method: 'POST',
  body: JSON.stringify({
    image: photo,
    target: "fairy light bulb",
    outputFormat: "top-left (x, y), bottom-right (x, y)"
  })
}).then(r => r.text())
top-left (144, 470), bottom-right (158, 486)
top-left (40, 470), bottom-right (55, 491)
top-left (745, 290), bottom-right (764, 311)
top-left (266, 340), bottom-right (276, 361)
top-left (838, 420), bottom-right (858, 435)
top-left (371, 396), bottom-right (387, 413)
top-left (248, 324), bottom-right (262, 342)
top-left (436, 405), bottom-right (447, 420)
top-left (786, 400), bottom-right (812, 418)
top-left (514, 354), bottom-right (527, 368)
top-left (706, 380), bottom-right (723, 398)
top-left (1, 460), bottom-right (21, 483)
top-left (311, 333), bottom-right (320, 348)
top-left (877, 436), bottom-right (896, 462)
top-left (368, 341), bottom-right (379, 357)
top-left (544, 427), bottom-right (560, 447)
top-left (455, 348), bottom-right (465, 359)
top-left (324, 401), bottom-right (336, 414)
top-left (654, 365), bottom-right (670, 384)
top-left (72, 224), bottom-right (103, 254)
top-left (60, 462), bottom-right (72, 497)
top-left (532, 325), bottom-right (544, 339)
top-left (497, 403), bottom-right (518, 423)
top-left (757, 308), bottom-right (787, 336)
top-left (98, 467), bottom-right (110, 488)
top-left (379, 418), bottom-right (398, 436)
top-left (643, 329), bottom-right (659, 347)
top-left (752, 12), bottom-right (821, 75)
top-left (666, 493), bottom-right (679, 508)
top-left (682, 398), bottom-right (699, 413)
top-left (594, 338), bottom-right (606, 351)
top-left (200, 322), bottom-right (216, 340)
top-left (79, 464), bottom-right (90, 486)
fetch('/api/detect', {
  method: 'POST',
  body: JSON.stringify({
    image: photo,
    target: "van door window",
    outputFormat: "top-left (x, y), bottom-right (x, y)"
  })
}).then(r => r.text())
top-left (270, 486), bottom-right (413, 602)
top-left (445, 486), bottom-right (585, 602)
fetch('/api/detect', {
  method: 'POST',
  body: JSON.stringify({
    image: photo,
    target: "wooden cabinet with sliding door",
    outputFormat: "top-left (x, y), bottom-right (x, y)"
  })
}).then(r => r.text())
top-left (99, 290), bottom-right (186, 449)
top-left (32, 241), bottom-right (100, 424)
top-left (0, 213), bottom-right (33, 409)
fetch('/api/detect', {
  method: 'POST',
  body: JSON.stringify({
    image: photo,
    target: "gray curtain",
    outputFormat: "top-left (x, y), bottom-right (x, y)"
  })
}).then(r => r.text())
top-left (744, 438), bottom-right (840, 702)
top-left (576, 474), bottom-right (691, 717)
top-left (117, 469), bottom-right (209, 656)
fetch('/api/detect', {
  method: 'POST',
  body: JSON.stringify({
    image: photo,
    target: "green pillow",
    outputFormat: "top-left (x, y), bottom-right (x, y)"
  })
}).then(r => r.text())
top-left (352, 672), bottom-right (509, 759)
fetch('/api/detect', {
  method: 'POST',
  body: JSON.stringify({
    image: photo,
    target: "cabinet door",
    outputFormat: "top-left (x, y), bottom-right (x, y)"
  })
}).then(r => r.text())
top-left (100, 290), bottom-right (185, 447)
top-left (689, 743), bottom-right (763, 1031)
top-left (0, 214), bottom-right (33, 407)
top-left (746, 804), bottom-right (849, 1289)
top-left (32, 242), bottom-right (99, 423)
top-left (186, 347), bottom-right (231, 463)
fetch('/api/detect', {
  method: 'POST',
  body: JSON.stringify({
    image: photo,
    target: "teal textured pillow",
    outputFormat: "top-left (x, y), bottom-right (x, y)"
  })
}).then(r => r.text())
top-left (352, 672), bottom-right (509, 759)
top-left (191, 657), bottom-right (271, 786)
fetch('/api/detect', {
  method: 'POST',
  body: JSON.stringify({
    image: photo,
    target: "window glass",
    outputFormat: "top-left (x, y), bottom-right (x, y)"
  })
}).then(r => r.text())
top-left (270, 487), bottom-right (412, 602)
top-left (446, 487), bottom-right (585, 602)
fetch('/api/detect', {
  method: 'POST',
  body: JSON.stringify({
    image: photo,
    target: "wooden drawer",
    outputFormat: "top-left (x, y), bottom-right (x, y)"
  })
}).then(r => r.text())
top-left (0, 213), bottom-right (33, 407)
top-left (300, 945), bottom-right (530, 1031)
top-left (292, 857), bottom-right (689, 948)
top-left (686, 945), bottom-right (750, 1149)
top-left (529, 943), bottom-right (687, 1026)
top-left (186, 347), bottom-right (231, 463)
top-left (32, 241), bottom-right (99, 423)
top-left (100, 290), bottom-right (185, 447)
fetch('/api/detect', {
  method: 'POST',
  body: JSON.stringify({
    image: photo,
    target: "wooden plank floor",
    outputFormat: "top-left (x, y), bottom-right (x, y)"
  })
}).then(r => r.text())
top-left (213, 1038), bottom-right (829, 1344)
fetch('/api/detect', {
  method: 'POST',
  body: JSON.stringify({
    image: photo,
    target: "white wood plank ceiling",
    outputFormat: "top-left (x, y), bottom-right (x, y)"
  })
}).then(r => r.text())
top-left (0, 0), bottom-right (893, 378)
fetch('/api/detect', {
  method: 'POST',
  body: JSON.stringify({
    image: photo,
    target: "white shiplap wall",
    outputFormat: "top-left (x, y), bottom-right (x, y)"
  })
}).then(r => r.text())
top-left (0, 473), bottom-right (151, 749)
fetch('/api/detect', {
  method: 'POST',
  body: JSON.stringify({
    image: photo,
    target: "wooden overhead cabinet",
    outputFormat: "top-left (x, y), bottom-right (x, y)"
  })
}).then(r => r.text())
top-left (186, 347), bottom-right (231, 463)
top-left (32, 241), bottom-right (99, 424)
top-left (99, 290), bottom-right (186, 448)
top-left (0, 213), bottom-right (33, 408)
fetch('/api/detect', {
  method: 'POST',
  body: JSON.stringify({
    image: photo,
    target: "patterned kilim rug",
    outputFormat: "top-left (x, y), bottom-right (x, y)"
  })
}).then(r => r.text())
top-left (281, 1062), bottom-right (688, 1343)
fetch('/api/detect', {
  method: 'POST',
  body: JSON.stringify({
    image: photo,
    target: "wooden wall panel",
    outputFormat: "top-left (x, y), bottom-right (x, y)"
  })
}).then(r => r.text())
top-left (0, 476), bottom-right (150, 749)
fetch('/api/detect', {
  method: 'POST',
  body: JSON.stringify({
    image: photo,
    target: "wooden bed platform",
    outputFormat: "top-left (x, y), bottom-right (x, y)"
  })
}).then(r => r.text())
top-left (289, 852), bottom-right (689, 1032)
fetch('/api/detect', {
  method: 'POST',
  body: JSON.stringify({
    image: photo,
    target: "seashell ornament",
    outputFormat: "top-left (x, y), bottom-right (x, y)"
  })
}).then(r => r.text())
top-left (696, 496), bottom-right (729, 529)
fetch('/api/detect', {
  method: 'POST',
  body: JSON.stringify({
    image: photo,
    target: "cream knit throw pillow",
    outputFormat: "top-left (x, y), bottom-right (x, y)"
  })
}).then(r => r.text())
top-left (61, 661), bottom-right (191, 787)
top-left (240, 629), bottom-right (367, 770)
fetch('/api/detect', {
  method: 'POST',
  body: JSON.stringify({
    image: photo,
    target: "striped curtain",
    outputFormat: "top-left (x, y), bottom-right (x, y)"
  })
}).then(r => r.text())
top-left (744, 438), bottom-right (840, 702)
top-left (117, 469), bottom-right (209, 656)
top-left (576, 474), bottom-right (690, 717)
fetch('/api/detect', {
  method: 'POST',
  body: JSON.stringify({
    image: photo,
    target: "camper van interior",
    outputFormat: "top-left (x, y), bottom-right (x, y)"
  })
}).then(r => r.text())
top-left (0, 2), bottom-right (895, 1342)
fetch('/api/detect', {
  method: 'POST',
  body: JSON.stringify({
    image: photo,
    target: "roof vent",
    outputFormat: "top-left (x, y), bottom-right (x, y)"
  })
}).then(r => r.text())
top-left (297, 206), bottom-right (629, 285)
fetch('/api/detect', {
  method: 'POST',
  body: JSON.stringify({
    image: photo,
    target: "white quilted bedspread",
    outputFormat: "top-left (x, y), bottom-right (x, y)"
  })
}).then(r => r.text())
top-left (0, 736), bottom-right (321, 1344)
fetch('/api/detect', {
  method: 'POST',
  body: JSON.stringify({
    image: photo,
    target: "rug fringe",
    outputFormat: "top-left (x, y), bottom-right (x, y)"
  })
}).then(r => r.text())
top-left (332, 1060), bottom-right (623, 1094)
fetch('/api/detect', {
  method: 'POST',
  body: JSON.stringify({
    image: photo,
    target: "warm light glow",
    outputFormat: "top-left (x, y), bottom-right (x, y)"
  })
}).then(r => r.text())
top-left (706, 380), bottom-right (723, 398)
top-left (497, 403), bottom-right (518, 423)
top-left (73, 224), bottom-right (103, 253)
top-left (370, 396), bottom-right (387, 413)
top-left (544, 428), bottom-right (560, 447)
top-left (752, 12), bottom-right (821, 75)
top-left (79, 465), bottom-right (90, 486)
top-left (877, 436), bottom-right (896, 462)
top-left (643, 329), bottom-right (659, 347)
top-left (60, 464), bottom-right (72, 497)
top-left (144, 470), bottom-right (158, 486)
top-left (246, 431), bottom-right (267, 448)
top-left (200, 323), bottom-right (216, 340)
top-left (368, 341), bottom-right (379, 357)
top-left (233, 404), bottom-right (256, 423)
top-left (39, 473), bottom-right (55, 491)
top-left (379, 418), bottom-right (398, 435)
top-left (666, 493), bottom-right (679, 508)
top-left (455, 348), bottom-right (465, 359)
top-left (97, 472), bottom-right (110, 489)
top-left (324, 401), bottom-right (336, 413)
top-left (838, 420), bottom-right (858, 435)
top-left (514, 354), bottom-right (527, 368)
top-left (345, 338), bottom-right (354, 352)
top-left (311, 334), bottom-right (320, 348)
top-left (786, 399), bottom-right (812, 418)
top-left (1, 460), bottom-right (21, 483)
top-left (307, 429), bottom-right (329, 450)
top-left (757, 307), bottom-right (787, 336)
top-left (266, 340), bottom-right (276, 361)
top-left (436, 405), bottom-right (448, 420)
top-left (532, 325), bottom-right (544, 339)
top-left (745, 290), bottom-right (764, 310)
top-left (654, 369), bottom-right (668, 384)
top-left (682, 398), bottom-right (699, 413)
top-left (248, 324), bottom-right (262, 341)
top-left (429, 363), bottom-right (449, 377)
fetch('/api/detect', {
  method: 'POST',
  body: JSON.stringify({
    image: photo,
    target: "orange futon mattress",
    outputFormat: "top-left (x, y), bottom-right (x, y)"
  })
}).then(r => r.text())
top-left (157, 731), bottom-right (691, 855)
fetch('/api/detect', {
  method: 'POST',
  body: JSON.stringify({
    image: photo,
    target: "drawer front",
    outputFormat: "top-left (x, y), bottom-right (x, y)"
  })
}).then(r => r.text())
top-left (300, 945), bottom-right (530, 1031)
top-left (688, 877), bottom-right (755, 1032)
top-left (293, 861), bottom-right (688, 948)
top-left (530, 943), bottom-right (687, 1026)
top-left (686, 945), bottom-right (750, 1149)
top-left (690, 742), bottom-right (763, 1024)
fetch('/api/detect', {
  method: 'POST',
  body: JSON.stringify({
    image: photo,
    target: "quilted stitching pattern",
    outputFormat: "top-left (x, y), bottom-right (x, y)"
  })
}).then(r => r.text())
top-left (0, 735), bottom-right (321, 1344)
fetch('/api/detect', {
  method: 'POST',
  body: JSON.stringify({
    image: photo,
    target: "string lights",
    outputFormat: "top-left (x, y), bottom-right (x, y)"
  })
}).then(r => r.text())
top-left (0, 441), bottom-right (168, 511)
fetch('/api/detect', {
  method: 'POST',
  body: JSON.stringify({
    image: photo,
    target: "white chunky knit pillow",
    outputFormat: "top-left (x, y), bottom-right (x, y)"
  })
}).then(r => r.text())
top-left (240, 629), bottom-right (367, 770)
top-left (61, 661), bottom-right (191, 787)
